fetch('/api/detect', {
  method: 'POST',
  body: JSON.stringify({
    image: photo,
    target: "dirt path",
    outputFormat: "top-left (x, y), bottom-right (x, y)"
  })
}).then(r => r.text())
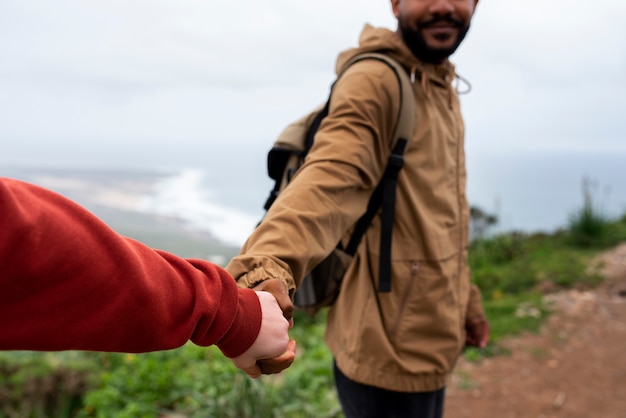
top-left (445, 244), bottom-right (626, 418)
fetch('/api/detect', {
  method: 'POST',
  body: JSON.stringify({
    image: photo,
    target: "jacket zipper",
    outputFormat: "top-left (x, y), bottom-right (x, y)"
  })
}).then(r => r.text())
top-left (391, 260), bottom-right (420, 338)
top-left (455, 110), bottom-right (465, 282)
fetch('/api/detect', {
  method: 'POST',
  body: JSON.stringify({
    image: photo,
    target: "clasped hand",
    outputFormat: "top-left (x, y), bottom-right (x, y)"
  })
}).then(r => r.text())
top-left (230, 279), bottom-right (296, 378)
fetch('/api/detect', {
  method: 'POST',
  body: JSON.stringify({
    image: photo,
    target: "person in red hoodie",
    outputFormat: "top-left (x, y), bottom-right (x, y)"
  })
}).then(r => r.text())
top-left (0, 177), bottom-right (296, 378)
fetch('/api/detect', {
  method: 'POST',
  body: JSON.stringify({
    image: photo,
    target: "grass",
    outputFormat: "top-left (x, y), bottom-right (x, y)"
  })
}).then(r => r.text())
top-left (75, 313), bottom-right (341, 418)
top-left (566, 177), bottom-right (622, 249)
top-left (0, 351), bottom-right (95, 418)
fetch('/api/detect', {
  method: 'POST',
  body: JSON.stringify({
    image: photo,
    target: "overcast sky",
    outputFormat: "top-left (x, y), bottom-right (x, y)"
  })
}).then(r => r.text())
top-left (1, 0), bottom-right (624, 159)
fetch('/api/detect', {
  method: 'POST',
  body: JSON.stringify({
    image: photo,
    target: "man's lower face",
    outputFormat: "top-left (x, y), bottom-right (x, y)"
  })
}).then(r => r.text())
top-left (401, 20), bottom-right (469, 63)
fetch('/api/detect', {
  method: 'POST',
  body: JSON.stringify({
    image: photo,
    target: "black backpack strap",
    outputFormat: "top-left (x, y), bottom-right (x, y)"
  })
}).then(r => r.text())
top-left (343, 138), bottom-right (408, 291)
top-left (264, 147), bottom-right (295, 210)
top-left (377, 138), bottom-right (407, 291)
top-left (338, 54), bottom-right (414, 293)
top-left (307, 53), bottom-right (415, 294)
top-left (305, 101), bottom-right (331, 154)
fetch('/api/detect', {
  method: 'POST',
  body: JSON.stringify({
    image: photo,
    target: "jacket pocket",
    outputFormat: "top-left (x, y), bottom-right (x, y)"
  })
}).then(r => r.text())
top-left (389, 260), bottom-right (420, 339)
top-left (372, 253), bottom-right (467, 370)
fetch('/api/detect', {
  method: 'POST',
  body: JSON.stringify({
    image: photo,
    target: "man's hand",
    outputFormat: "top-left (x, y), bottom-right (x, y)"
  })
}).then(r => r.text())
top-left (465, 314), bottom-right (490, 348)
top-left (230, 291), bottom-right (290, 378)
top-left (257, 339), bottom-right (297, 374)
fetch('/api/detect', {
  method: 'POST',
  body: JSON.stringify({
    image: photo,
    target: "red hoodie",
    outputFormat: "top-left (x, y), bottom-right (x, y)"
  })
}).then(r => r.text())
top-left (0, 178), bottom-right (260, 357)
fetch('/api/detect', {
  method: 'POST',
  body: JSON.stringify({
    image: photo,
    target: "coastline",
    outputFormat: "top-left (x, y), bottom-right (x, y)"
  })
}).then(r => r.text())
top-left (0, 166), bottom-right (241, 265)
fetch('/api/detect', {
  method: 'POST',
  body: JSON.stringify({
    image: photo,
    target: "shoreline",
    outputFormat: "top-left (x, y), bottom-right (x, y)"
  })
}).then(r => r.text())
top-left (0, 166), bottom-right (241, 264)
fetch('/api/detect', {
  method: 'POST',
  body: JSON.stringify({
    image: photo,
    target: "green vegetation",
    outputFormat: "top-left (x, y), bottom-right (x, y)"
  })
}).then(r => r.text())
top-left (2, 182), bottom-right (626, 417)
top-left (0, 315), bottom-right (339, 418)
top-left (0, 351), bottom-right (95, 418)
top-left (469, 178), bottom-right (626, 355)
top-left (566, 177), bottom-right (626, 249)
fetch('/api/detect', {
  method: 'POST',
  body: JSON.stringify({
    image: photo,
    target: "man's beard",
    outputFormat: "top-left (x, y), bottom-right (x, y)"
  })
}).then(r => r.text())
top-left (399, 15), bottom-right (470, 63)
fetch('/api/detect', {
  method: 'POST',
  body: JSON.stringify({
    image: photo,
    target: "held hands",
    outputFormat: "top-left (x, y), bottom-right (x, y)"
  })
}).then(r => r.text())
top-left (252, 278), bottom-right (294, 327)
top-left (252, 279), bottom-right (297, 375)
top-left (231, 279), bottom-right (297, 378)
top-left (230, 291), bottom-right (291, 378)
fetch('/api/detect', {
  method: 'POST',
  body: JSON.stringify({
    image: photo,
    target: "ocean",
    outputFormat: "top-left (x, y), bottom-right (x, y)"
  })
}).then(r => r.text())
top-left (1, 141), bottom-right (625, 247)
top-left (467, 149), bottom-right (626, 235)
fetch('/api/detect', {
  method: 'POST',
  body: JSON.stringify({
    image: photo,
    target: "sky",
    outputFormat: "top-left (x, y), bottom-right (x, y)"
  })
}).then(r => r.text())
top-left (1, 0), bottom-right (625, 232)
top-left (1, 0), bottom-right (624, 153)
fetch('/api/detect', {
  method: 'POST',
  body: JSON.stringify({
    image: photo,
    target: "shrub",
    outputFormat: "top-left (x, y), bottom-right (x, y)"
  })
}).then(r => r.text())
top-left (0, 352), bottom-right (94, 418)
top-left (78, 346), bottom-right (286, 418)
top-left (470, 232), bottom-right (527, 267)
top-left (76, 314), bottom-right (341, 418)
top-left (567, 177), bottom-right (613, 248)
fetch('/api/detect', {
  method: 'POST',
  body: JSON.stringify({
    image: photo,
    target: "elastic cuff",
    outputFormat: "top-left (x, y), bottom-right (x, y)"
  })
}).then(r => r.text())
top-left (216, 288), bottom-right (262, 358)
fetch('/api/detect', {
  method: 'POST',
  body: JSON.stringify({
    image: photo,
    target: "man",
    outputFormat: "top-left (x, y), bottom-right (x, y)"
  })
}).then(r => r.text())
top-left (227, 0), bottom-right (489, 415)
top-left (0, 178), bottom-right (295, 379)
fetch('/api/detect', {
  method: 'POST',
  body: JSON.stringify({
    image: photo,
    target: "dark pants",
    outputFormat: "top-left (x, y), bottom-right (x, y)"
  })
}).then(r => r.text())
top-left (333, 362), bottom-right (445, 418)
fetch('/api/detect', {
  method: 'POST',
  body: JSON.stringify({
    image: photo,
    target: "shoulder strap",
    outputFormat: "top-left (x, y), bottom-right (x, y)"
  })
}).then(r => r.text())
top-left (340, 53), bottom-right (414, 150)
top-left (305, 53), bottom-right (414, 154)
top-left (299, 53), bottom-right (414, 294)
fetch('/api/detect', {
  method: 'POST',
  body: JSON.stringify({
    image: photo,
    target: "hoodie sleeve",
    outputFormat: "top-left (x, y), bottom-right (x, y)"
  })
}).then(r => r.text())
top-left (0, 178), bottom-right (260, 357)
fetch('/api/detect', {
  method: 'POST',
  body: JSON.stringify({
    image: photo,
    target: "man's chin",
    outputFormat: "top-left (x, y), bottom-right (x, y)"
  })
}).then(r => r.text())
top-left (413, 46), bottom-right (457, 63)
top-left (422, 35), bottom-right (459, 53)
top-left (423, 26), bottom-right (458, 42)
top-left (428, 43), bottom-right (457, 54)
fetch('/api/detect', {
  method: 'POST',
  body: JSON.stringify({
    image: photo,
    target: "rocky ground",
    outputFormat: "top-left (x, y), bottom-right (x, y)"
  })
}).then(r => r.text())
top-left (445, 244), bottom-right (626, 418)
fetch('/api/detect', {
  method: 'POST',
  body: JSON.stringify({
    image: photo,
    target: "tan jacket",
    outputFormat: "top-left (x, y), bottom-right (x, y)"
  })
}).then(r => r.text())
top-left (226, 25), bottom-right (484, 392)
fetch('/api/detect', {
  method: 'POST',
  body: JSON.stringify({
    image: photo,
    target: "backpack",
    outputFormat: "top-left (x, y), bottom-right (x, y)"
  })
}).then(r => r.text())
top-left (262, 52), bottom-right (415, 316)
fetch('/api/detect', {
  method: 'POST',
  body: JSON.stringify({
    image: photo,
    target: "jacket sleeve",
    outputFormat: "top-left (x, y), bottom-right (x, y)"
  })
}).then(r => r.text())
top-left (226, 60), bottom-right (402, 292)
top-left (0, 178), bottom-right (260, 357)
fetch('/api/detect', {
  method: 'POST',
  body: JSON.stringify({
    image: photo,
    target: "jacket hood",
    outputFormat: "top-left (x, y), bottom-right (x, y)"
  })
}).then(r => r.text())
top-left (336, 24), bottom-right (458, 91)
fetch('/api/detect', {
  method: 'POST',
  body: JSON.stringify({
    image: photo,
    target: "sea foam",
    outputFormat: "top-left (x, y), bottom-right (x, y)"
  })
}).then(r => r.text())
top-left (137, 168), bottom-right (259, 247)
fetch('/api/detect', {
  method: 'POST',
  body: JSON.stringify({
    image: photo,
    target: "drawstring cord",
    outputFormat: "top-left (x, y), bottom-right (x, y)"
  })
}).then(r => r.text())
top-left (454, 73), bottom-right (472, 95)
top-left (411, 64), bottom-right (472, 109)
top-left (450, 73), bottom-right (472, 109)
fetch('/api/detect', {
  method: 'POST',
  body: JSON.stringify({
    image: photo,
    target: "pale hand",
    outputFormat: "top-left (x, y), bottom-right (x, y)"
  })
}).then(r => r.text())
top-left (230, 291), bottom-right (290, 378)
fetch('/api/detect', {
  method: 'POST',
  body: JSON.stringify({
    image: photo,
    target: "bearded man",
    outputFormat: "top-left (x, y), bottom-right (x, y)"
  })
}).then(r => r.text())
top-left (227, 0), bottom-right (490, 416)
